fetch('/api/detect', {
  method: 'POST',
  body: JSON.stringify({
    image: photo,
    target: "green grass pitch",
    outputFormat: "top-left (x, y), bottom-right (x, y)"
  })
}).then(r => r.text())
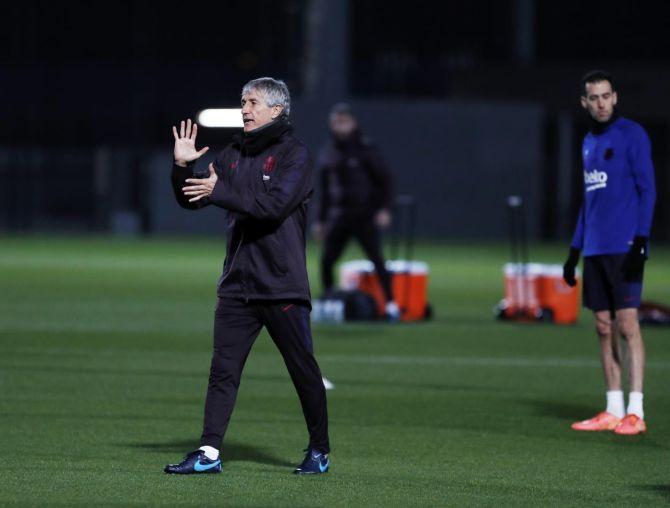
top-left (1, 236), bottom-right (669, 506)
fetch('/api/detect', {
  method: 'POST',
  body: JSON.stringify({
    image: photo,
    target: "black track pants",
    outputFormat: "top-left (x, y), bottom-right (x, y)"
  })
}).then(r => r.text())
top-left (200, 297), bottom-right (330, 454)
top-left (321, 219), bottom-right (393, 301)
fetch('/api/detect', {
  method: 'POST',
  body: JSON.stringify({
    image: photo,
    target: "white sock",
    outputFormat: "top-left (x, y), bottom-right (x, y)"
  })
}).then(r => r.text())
top-left (199, 446), bottom-right (219, 461)
top-left (606, 390), bottom-right (625, 418)
top-left (627, 391), bottom-right (644, 419)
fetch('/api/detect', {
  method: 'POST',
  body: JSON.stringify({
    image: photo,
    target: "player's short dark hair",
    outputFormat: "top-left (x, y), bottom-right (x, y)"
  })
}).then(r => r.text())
top-left (581, 70), bottom-right (615, 96)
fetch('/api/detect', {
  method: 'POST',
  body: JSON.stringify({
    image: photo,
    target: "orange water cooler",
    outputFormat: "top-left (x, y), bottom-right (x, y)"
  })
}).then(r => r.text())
top-left (498, 263), bottom-right (580, 324)
top-left (339, 260), bottom-right (431, 321)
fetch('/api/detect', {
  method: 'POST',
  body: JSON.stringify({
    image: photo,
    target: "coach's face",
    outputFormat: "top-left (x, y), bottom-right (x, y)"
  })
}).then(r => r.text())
top-left (241, 88), bottom-right (284, 132)
top-left (581, 80), bottom-right (618, 123)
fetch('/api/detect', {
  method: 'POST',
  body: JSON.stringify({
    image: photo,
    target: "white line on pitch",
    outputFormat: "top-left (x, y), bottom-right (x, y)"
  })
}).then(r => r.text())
top-left (317, 354), bottom-right (670, 370)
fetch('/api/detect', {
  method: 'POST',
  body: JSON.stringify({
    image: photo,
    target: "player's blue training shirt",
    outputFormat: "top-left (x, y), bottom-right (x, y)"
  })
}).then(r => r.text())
top-left (571, 116), bottom-right (656, 256)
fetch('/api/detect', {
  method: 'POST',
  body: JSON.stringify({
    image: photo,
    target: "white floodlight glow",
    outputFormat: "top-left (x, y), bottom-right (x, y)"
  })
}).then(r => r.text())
top-left (197, 108), bottom-right (243, 128)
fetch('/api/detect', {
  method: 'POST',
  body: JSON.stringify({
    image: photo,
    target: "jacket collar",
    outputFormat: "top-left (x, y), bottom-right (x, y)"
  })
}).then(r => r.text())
top-left (233, 118), bottom-right (293, 156)
top-left (590, 112), bottom-right (620, 135)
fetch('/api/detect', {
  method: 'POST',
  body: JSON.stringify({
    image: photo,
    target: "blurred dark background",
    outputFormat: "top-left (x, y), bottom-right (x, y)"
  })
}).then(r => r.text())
top-left (1, 0), bottom-right (668, 241)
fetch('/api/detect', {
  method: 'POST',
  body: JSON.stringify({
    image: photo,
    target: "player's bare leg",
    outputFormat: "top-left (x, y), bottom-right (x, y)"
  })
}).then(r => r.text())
top-left (616, 308), bottom-right (645, 392)
top-left (613, 308), bottom-right (647, 434)
top-left (571, 310), bottom-right (624, 431)
top-left (596, 310), bottom-right (622, 391)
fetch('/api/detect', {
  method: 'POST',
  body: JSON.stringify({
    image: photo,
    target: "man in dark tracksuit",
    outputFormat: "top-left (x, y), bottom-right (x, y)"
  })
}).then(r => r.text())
top-left (313, 103), bottom-right (399, 319)
top-left (164, 78), bottom-right (330, 475)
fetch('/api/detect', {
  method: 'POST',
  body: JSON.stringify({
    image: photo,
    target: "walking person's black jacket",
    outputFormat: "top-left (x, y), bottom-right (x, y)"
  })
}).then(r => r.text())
top-left (317, 130), bottom-right (392, 223)
top-left (171, 118), bottom-right (314, 303)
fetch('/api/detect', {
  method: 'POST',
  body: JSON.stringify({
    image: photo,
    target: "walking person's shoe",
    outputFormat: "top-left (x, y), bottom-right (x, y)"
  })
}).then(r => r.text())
top-left (385, 301), bottom-right (401, 322)
top-left (294, 448), bottom-right (329, 475)
top-left (613, 414), bottom-right (647, 435)
top-left (164, 450), bottom-right (222, 474)
top-left (571, 411), bottom-right (621, 431)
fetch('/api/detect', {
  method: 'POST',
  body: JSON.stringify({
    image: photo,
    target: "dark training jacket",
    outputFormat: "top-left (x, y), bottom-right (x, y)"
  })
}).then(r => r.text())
top-left (171, 119), bottom-right (313, 303)
top-left (316, 131), bottom-right (392, 223)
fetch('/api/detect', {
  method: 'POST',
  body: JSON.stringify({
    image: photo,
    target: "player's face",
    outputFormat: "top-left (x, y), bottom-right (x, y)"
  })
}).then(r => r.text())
top-left (329, 113), bottom-right (357, 140)
top-left (581, 80), bottom-right (618, 123)
top-left (241, 89), bottom-right (283, 132)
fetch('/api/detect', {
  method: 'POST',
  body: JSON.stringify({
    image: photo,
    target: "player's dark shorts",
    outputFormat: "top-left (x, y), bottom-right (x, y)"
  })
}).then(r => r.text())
top-left (583, 254), bottom-right (643, 313)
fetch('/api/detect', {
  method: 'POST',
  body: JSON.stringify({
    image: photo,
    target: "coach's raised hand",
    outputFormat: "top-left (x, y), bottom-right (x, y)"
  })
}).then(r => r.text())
top-left (173, 119), bottom-right (209, 167)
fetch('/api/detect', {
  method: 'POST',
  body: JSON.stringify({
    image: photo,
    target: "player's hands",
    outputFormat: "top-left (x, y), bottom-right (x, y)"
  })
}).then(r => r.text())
top-left (182, 163), bottom-right (218, 203)
top-left (374, 208), bottom-right (392, 229)
top-left (621, 236), bottom-right (647, 282)
top-left (173, 119), bottom-right (209, 167)
top-left (562, 247), bottom-right (580, 287)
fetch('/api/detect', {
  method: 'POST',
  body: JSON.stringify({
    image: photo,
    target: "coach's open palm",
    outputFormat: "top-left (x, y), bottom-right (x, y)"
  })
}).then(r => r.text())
top-left (173, 118), bottom-right (209, 166)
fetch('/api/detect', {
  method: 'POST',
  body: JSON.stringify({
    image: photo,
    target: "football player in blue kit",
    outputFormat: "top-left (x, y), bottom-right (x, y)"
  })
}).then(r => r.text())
top-left (564, 70), bottom-right (656, 435)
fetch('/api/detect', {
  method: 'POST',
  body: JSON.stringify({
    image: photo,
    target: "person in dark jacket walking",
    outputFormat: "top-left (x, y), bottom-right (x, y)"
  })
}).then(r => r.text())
top-left (312, 103), bottom-right (399, 319)
top-left (164, 77), bottom-right (330, 475)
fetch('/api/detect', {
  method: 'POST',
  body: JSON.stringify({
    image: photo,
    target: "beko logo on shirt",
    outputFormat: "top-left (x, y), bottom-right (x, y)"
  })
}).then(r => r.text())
top-left (584, 169), bottom-right (608, 192)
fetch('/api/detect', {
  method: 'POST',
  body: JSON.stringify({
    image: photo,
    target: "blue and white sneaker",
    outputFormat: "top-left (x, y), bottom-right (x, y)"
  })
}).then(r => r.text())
top-left (164, 450), bottom-right (221, 474)
top-left (294, 448), bottom-right (329, 475)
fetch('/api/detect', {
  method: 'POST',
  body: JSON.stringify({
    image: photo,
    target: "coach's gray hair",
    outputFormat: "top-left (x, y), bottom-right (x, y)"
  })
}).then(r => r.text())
top-left (241, 77), bottom-right (291, 117)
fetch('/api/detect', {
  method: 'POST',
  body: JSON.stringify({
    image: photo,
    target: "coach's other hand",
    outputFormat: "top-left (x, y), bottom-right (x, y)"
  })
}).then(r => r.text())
top-left (562, 247), bottom-right (580, 287)
top-left (183, 163), bottom-right (218, 203)
top-left (173, 118), bottom-right (210, 167)
top-left (621, 236), bottom-right (648, 282)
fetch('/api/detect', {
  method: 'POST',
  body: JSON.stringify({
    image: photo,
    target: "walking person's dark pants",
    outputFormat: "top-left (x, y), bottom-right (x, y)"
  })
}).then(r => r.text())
top-left (200, 297), bottom-right (330, 454)
top-left (321, 218), bottom-right (393, 301)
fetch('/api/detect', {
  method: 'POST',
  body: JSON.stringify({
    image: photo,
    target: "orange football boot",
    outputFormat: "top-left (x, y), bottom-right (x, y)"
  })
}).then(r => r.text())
top-left (571, 411), bottom-right (621, 431)
top-left (613, 414), bottom-right (647, 435)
